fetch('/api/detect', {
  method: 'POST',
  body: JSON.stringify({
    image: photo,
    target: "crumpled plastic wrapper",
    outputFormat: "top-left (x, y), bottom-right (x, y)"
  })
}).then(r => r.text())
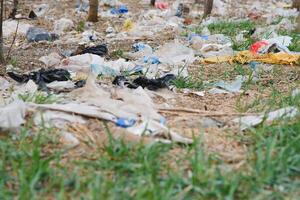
top-left (203, 50), bottom-right (300, 65)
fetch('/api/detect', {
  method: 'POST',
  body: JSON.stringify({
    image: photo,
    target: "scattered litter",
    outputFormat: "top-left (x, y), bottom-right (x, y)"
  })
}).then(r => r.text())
top-left (0, 100), bottom-right (26, 129)
top-left (276, 18), bottom-right (295, 32)
top-left (100, 0), bottom-right (121, 7)
top-left (10, 80), bottom-right (38, 100)
top-left (233, 107), bottom-right (298, 130)
top-left (208, 88), bottom-right (230, 94)
top-left (46, 81), bottom-right (76, 91)
top-left (143, 56), bottom-right (160, 64)
top-left (155, 2), bottom-right (169, 10)
top-left (182, 89), bottom-right (205, 97)
top-left (72, 44), bottom-right (108, 57)
top-left (116, 118), bottom-right (136, 128)
top-left (113, 74), bottom-right (176, 90)
top-left (126, 120), bottom-right (192, 144)
top-left (0, 77), bottom-right (10, 91)
top-left (214, 76), bottom-right (245, 93)
top-left (1, 0), bottom-right (299, 148)
top-left (26, 27), bottom-right (59, 42)
top-left (34, 110), bottom-right (86, 128)
top-left (250, 36), bottom-right (292, 54)
top-left (125, 42), bottom-right (153, 59)
top-left (27, 74), bottom-right (192, 144)
top-left (176, 3), bottom-right (184, 17)
top-left (123, 19), bottom-right (134, 31)
top-left (29, 10), bottom-right (37, 19)
top-left (81, 30), bottom-right (98, 43)
top-left (90, 63), bottom-right (118, 76)
top-left (176, 3), bottom-right (190, 18)
top-left (106, 26), bottom-right (115, 34)
top-left (33, 4), bottom-right (49, 17)
top-left (154, 42), bottom-right (195, 66)
top-left (29, 102), bottom-right (117, 122)
top-left (53, 18), bottom-right (74, 35)
top-left (250, 41), bottom-right (269, 54)
top-left (75, 0), bottom-right (89, 12)
top-left (190, 34), bottom-right (234, 57)
top-left (110, 5), bottom-right (129, 14)
top-left (60, 131), bottom-right (80, 147)
top-left (3, 20), bottom-right (32, 38)
top-left (133, 42), bottom-right (152, 53)
top-left (8, 69), bottom-right (71, 88)
top-left (203, 51), bottom-right (300, 65)
top-left (101, 0), bottom-right (122, 7)
top-left (60, 53), bottom-right (104, 72)
top-left (39, 52), bottom-right (62, 67)
top-left (292, 89), bottom-right (300, 99)
top-left (201, 117), bottom-right (224, 128)
top-left (272, 7), bottom-right (299, 18)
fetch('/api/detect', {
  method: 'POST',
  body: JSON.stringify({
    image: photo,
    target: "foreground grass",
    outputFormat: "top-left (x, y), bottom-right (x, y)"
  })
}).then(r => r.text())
top-left (0, 117), bottom-right (300, 199)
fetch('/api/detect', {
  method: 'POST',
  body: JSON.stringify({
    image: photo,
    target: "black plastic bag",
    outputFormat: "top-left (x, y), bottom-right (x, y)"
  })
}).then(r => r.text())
top-left (8, 68), bottom-right (71, 84)
top-left (71, 44), bottom-right (108, 57)
top-left (113, 74), bottom-right (176, 90)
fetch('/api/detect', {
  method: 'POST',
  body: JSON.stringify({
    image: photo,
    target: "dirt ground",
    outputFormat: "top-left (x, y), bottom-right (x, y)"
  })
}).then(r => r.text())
top-left (2, 0), bottom-right (300, 169)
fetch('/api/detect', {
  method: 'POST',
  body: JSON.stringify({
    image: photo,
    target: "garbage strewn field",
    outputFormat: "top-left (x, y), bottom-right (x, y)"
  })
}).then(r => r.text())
top-left (0, 0), bottom-right (300, 199)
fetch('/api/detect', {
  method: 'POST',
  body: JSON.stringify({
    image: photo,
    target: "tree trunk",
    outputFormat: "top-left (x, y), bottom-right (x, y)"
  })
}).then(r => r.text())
top-left (292, 0), bottom-right (300, 10)
top-left (203, 0), bottom-right (213, 19)
top-left (150, 0), bottom-right (156, 6)
top-left (87, 0), bottom-right (98, 22)
top-left (0, 0), bottom-right (5, 65)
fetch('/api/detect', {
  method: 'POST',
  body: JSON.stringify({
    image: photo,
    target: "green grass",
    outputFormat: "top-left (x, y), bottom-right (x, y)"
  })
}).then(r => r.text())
top-left (76, 21), bottom-right (85, 32)
top-left (278, 31), bottom-right (300, 52)
top-left (207, 21), bottom-right (255, 37)
top-left (111, 49), bottom-right (124, 58)
top-left (287, 33), bottom-right (300, 52)
top-left (171, 76), bottom-right (204, 90)
top-left (207, 21), bottom-right (256, 51)
top-left (1, 116), bottom-right (300, 199)
top-left (186, 21), bottom-right (256, 51)
top-left (8, 57), bottom-right (19, 69)
top-left (222, 64), bottom-right (252, 79)
top-left (232, 37), bottom-right (256, 51)
top-left (237, 86), bottom-right (300, 113)
top-left (18, 91), bottom-right (59, 104)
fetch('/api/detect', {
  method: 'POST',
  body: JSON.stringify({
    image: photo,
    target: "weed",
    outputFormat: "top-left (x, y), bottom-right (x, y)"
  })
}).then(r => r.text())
top-left (180, 31), bottom-right (189, 37)
top-left (278, 31), bottom-right (300, 52)
top-left (188, 26), bottom-right (203, 35)
top-left (112, 49), bottom-right (124, 58)
top-left (232, 37), bottom-right (255, 51)
top-left (1, 118), bottom-right (300, 199)
top-left (236, 87), bottom-right (300, 113)
top-left (207, 21), bottom-right (255, 37)
top-left (171, 76), bottom-right (204, 89)
top-left (18, 91), bottom-right (59, 104)
top-left (221, 64), bottom-right (252, 80)
top-left (8, 57), bottom-right (18, 68)
top-left (76, 21), bottom-right (85, 32)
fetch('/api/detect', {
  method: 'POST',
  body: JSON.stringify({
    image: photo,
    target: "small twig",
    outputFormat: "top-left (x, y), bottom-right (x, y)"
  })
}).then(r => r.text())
top-left (158, 107), bottom-right (255, 117)
top-left (5, 19), bottom-right (19, 61)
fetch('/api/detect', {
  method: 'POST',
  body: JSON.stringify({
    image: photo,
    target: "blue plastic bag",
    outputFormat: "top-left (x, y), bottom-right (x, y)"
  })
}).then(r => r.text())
top-left (116, 118), bottom-right (136, 128)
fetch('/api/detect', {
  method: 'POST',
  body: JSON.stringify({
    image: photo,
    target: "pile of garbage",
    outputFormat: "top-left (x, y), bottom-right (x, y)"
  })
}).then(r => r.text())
top-left (1, 0), bottom-right (299, 146)
top-left (1, 44), bottom-right (193, 144)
